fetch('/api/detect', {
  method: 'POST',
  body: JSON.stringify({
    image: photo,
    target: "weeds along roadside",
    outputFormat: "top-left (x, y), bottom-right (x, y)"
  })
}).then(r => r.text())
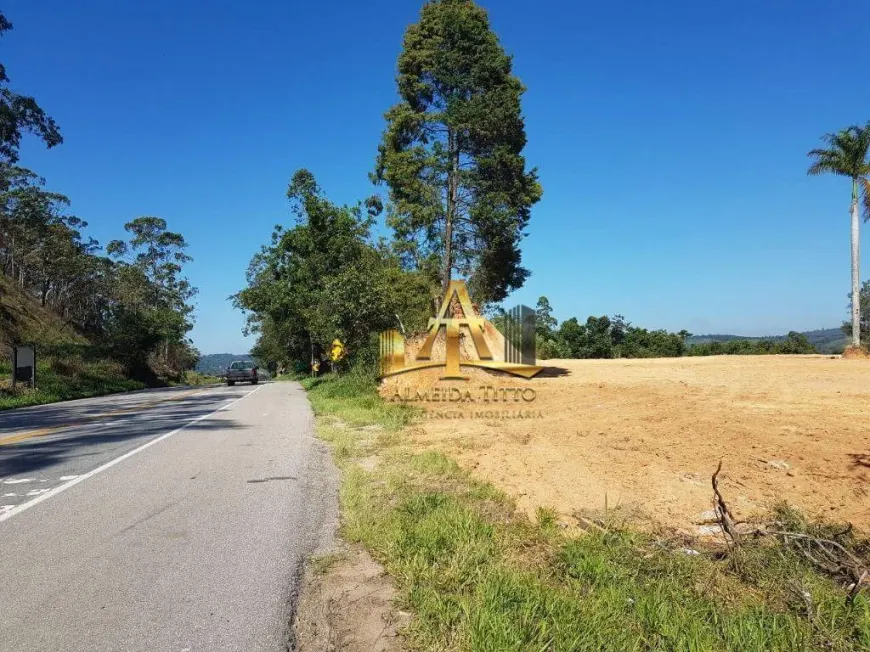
top-left (300, 371), bottom-right (870, 651)
top-left (0, 356), bottom-right (219, 411)
top-left (0, 355), bottom-right (145, 410)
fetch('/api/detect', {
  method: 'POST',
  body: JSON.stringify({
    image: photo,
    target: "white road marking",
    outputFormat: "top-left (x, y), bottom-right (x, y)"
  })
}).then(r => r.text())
top-left (59, 475), bottom-right (79, 481)
top-left (3, 478), bottom-right (33, 484)
top-left (97, 418), bottom-right (133, 428)
top-left (25, 489), bottom-right (50, 496)
top-left (3, 492), bottom-right (17, 497)
top-left (0, 385), bottom-right (265, 524)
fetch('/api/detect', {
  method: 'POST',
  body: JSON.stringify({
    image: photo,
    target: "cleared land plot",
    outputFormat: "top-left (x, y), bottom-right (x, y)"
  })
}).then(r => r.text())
top-left (404, 355), bottom-right (870, 532)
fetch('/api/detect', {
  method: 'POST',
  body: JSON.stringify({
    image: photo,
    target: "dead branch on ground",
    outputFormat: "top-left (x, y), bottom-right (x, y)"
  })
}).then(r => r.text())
top-left (712, 460), bottom-right (741, 547)
top-left (710, 463), bottom-right (870, 603)
top-left (755, 528), bottom-right (869, 603)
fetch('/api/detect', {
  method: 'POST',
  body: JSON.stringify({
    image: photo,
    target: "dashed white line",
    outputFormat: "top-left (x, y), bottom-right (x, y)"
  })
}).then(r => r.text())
top-left (0, 384), bottom-right (265, 524)
top-left (59, 475), bottom-right (79, 481)
top-left (3, 478), bottom-right (33, 485)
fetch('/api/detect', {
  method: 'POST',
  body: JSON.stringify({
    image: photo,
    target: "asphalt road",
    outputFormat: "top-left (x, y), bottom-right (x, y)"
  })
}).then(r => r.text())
top-left (0, 381), bottom-right (339, 652)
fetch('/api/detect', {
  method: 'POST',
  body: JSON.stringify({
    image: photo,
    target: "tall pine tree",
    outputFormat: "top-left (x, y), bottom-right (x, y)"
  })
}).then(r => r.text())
top-left (374, 0), bottom-right (541, 304)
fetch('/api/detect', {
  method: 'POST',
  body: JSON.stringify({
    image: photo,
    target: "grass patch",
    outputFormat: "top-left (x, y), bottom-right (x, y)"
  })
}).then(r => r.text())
top-left (179, 370), bottom-right (222, 386)
top-left (300, 370), bottom-right (419, 430)
top-left (303, 373), bottom-right (870, 651)
top-left (0, 354), bottom-right (145, 410)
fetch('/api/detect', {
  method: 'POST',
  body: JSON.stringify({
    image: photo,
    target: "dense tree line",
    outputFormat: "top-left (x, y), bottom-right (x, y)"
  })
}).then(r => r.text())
top-left (685, 334), bottom-right (816, 356)
top-left (532, 296), bottom-right (817, 359)
top-left (0, 12), bottom-right (197, 380)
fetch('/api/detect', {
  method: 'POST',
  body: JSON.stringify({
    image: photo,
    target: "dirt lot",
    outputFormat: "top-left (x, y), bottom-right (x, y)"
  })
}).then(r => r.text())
top-left (389, 355), bottom-right (870, 533)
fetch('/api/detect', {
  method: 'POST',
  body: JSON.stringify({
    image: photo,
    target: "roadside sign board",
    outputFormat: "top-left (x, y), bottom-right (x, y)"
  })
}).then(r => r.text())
top-left (12, 345), bottom-right (35, 387)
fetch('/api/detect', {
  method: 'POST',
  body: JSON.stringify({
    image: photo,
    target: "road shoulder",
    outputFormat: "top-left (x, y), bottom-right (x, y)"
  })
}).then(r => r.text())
top-left (293, 543), bottom-right (408, 652)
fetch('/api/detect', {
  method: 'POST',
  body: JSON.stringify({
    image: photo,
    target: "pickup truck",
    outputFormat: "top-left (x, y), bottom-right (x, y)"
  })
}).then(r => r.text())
top-left (225, 360), bottom-right (258, 386)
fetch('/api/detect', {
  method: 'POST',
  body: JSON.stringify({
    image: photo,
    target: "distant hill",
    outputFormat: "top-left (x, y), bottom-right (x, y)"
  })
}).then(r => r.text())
top-left (687, 328), bottom-right (848, 354)
top-left (196, 353), bottom-right (255, 375)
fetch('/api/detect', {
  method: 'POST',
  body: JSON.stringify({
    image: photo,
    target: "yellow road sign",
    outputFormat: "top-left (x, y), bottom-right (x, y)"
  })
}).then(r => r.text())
top-left (330, 339), bottom-right (346, 362)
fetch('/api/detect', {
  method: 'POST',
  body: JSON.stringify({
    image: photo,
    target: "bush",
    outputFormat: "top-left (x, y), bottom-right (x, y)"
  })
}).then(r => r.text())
top-left (687, 332), bottom-right (816, 356)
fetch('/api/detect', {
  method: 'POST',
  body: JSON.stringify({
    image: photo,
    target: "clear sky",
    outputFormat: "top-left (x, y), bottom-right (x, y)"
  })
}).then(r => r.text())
top-left (5, 0), bottom-right (869, 353)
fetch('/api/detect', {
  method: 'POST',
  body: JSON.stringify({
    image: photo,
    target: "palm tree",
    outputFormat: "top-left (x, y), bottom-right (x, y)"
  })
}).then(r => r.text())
top-left (808, 123), bottom-right (870, 348)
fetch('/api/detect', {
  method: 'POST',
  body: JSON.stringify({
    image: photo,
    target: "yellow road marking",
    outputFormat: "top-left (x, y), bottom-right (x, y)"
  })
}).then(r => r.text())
top-left (0, 427), bottom-right (59, 446)
top-left (0, 389), bottom-right (206, 447)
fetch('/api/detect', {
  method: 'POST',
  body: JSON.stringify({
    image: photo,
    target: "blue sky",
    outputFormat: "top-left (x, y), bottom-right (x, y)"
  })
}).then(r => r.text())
top-left (5, 0), bottom-right (869, 353)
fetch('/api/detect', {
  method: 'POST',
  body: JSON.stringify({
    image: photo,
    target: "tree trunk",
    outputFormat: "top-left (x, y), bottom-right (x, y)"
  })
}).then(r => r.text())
top-left (850, 180), bottom-right (861, 347)
top-left (442, 129), bottom-right (457, 296)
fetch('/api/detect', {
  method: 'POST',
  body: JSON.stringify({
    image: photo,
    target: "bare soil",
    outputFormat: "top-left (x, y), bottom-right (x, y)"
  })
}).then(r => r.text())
top-left (843, 345), bottom-right (870, 359)
top-left (392, 355), bottom-right (870, 534)
top-left (293, 544), bottom-right (408, 652)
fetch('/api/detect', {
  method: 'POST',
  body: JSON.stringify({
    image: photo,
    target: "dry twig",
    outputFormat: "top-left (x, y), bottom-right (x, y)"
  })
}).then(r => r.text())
top-left (712, 461), bottom-right (741, 547)
top-left (756, 529), bottom-right (870, 604)
top-left (708, 463), bottom-right (869, 605)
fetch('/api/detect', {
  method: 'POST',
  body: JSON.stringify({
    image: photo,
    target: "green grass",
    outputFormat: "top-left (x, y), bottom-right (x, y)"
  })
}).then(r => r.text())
top-left (179, 370), bottom-right (222, 386)
top-left (300, 371), bottom-right (419, 430)
top-left (303, 373), bottom-right (870, 652)
top-left (0, 354), bottom-right (145, 410)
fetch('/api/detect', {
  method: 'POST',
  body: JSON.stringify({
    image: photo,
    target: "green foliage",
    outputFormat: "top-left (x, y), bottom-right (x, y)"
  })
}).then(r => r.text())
top-left (0, 11), bottom-right (197, 390)
top-left (179, 370), bottom-right (221, 387)
top-left (619, 323), bottom-right (690, 358)
top-left (842, 280), bottom-right (870, 348)
top-left (374, 0), bottom-right (542, 304)
top-left (530, 296), bottom-right (816, 360)
top-left (0, 169), bottom-right (198, 382)
top-left (549, 314), bottom-right (688, 359)
top-left (535, 296), bottom-right (557, 338)
top-left (235, 170), bottom-right (433, 372)
top-left (300, 370), bottom-right (419, 431)
top-left (689, 329), bottom-right (848, 354)
top-left (106, 217), bottom-right (198, 375)
top-left (808, 122), bottom-right (870, 348)
top-left (807, 123), bottom-right (870, 219)
top-left (687, 331), bottom-right (816, 356)
top-left (535, 333), bottom-right (564, 360)
top-left (0, 352), bottom-right (144, 410)
top-left (0, 14), bottom-right (62, 164)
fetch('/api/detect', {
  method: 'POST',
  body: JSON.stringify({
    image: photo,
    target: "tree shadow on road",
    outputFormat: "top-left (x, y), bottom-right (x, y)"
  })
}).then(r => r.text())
top-left (0, 392), bottom-right (248, 479)
top-left (0, 386), bottom-right (234, 434)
